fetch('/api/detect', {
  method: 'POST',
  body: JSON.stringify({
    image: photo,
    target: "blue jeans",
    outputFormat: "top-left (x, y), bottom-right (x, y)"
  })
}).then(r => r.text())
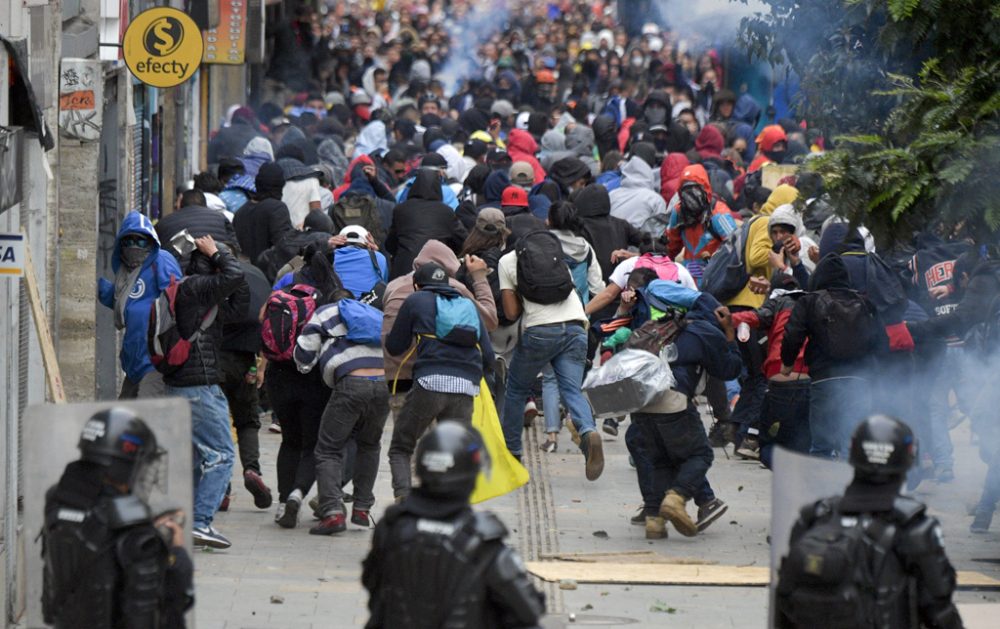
top-left (166, 384), bottom-right (235, 529)
top-left (501, 323), bottom-right (595, 456)
top-left (541, 365), bottom-right (563, 433)
top-left (808, 376), bottom-right (870, 458)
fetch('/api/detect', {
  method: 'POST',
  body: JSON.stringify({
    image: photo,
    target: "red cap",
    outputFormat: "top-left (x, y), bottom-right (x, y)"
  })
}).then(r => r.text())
top-left (535, 69), bottom-right (556, 84)
top-left (501, 185), bottom-right (529, 207)
top-left (353, 104), bottom-right (372, 121)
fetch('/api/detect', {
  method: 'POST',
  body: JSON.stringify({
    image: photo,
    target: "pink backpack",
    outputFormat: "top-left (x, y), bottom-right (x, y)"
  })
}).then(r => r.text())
top-left (260, 284), bottom-right (318, 362)
top-left (634, 254), bottom-right (679, 282)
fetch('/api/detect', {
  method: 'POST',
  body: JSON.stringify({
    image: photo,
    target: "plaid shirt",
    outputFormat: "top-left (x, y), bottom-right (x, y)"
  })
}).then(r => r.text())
top-left (417, 374), bottom-right (479, 396)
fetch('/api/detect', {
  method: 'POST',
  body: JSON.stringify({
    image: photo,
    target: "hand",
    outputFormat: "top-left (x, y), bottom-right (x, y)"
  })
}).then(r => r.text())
top-left (154, 511), bottom-right (185, 548)
top-left (488, 120), bottom-right (501, 140)
top-left (808, 245), bottom-right (820, 264)
top-left (768, 249), bottom-right (786, 272)
top-left (194, 235), bottom-right (218, 257)
top-left (365, 232), bottom-right (379, 250)
top-left (620, 287), bottom-right (637, 306)
top-left (328, 234), bottom-right (348, 248)
top-left (257, 358), bottom-right (267, 389)
top-left (714, 306), bottom-right (733, 329)
top-left (748, 276), bottom-right (770, 295)
top-left (928, 285), bottom-right (950, 300)
top-left (362, 164), bottom-right (377, 181)
top-left (611, 249), bottom-right (637, 264)
top-left (783, 235), bottom-right (801, 258)
top-left (465, 254), bottom-right (488, 277)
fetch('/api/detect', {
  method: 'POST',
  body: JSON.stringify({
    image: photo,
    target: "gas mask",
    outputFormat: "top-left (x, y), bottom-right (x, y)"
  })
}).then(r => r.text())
top-left (678, 182), bottom-right (710, 227)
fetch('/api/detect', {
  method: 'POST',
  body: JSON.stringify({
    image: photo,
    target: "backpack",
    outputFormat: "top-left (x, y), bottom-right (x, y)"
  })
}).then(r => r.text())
top-left (699, 215), bottom-right (760, 302)
top-left (516, 231), bottom-right (575, 304)
top-left (337, 298), bottom-right (384, 345)
top-left (148, 276), bottom-right (218, 375)
top-left (565, 250), bottom-right (593, 306)
top-left (812, 289), bottom-right (878, 361)
top-left (624, 315), bottom-right (684, 357)
top-left (634, 253), bottom-right (680, 282)
top-left (331, 193), bottom-right (385, 244)
top-left (354, 248), bottom-right (387, 310)
top-left (777, 500), bottom-right (902, 629)
top-left (260, 284), bottom-right (319, 361)
top-left (434, 293), bottom-right (481, 347)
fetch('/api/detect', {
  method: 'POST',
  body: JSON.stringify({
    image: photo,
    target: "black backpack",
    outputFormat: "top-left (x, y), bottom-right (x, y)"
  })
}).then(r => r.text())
top-left (699, 215), bottom-right (760, 303)
top-left (331, 193), bottom-right (385, 245)
top-left (777, 499), bottom-right (904, 629)
top-left (812, 289), bottom-right (878, 361)
top-left (516, 231), bottom-right (575, 305)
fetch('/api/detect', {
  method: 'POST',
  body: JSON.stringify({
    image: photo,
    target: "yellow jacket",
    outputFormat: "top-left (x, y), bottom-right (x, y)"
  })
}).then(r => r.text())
top-left (725, 185), bottom-right (800, 309)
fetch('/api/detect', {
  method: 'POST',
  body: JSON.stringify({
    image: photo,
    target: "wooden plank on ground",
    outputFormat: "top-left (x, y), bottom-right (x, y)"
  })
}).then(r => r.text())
top-left (23, 244), bottom-right (66, 403)
top-left (526, 562), bottom-right (1000, 589)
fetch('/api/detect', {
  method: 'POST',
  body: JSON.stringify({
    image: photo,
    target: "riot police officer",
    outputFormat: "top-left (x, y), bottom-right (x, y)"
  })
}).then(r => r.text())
top-left (362, 421), bottom-right (545, 628)
top-left (776, 415), bottom-right (963, 629)
top-left (41, 408), bottom-right (194, 628)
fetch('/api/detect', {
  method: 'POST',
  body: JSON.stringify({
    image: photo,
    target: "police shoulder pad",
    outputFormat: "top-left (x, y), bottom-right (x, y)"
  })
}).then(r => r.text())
top-left (473, 511), bottom-right (508, 541)
top-left (891, 496), bottom-right (926, 525)
top-left (107, 495), bottom-right (152, 529)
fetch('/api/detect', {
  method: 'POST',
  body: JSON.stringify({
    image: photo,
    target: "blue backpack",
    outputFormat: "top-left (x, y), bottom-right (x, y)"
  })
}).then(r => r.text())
top-left (565, 251), bottom-right (593, 306)
top-left (337, 298), bottom-right (384, 345)
top-left (434, 293), bottom-right (481, 347)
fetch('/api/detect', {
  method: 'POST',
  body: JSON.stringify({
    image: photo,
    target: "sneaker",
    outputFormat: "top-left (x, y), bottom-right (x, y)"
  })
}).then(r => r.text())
top-left (696, 499), bottom-right (729, 533)
top-left (582, 431), bottom-right (604, 481)
top-left (630, 505), bottom-right (646, 526)
top-left (268, 419), bottom-right (282, 434)
top-left (309, 513), bottom-right (347, 536)
top-left (309, 496), bottom-right (321, 519)
top-left (602, 417), bottom-right (620, 437)
top-left (243, 470), bottom-right (273, 509)
top-left (351, 508), bottom-right (374, 527)
top-left (935, 466), bottom-right (955, 483)
top-left (645, 516), bottom-right (667, 540)
top-left (660, 490), bottom-right (697, 537)
top-left (736, 436), bottom-right (761, 461)
top-left (971, 506), bottom-right (994, 534)
top-left (277, 491), bottom-right (301, 529)
top-left (274, 502), bottom-right (286, 523)
top-left (539, 438), bottom-right (558, 453)
top-left (193, 525), bottom-right (232, 549)
top-left (708, 421), bottom-right (728, 447)
top-left (524, 400), bottom-right (538, 427)
top-left (218, 494), bottom-right (230, 512)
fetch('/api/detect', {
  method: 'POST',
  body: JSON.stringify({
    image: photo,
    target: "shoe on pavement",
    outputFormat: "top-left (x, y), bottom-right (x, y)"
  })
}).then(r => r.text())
top-left (736, 436), bottom-right (761, 461)
top-left (524, 400), bottom-right (538, 427)
top-left (696, 499), bottom-right (729, 533)
top-left (243, 470), bottom-right (273, 509)
top-left (630, 505), bottom-right (646, 526)
top-left (268, 419), bottom-right (282, 434)
top-left (277, 491), bottom-right (301, 529)
top-left (581, 431), bottom-right (604, 481)
top-left (309, 513), bottom-right (347, 536)
top-left (309, 496), bottom-right (322, 519)
top-left (193, 525), bottom-right (232, 549)
top-left (660, 490), bottom-right (697, 537)
top-left (645, 516), bottom-right (667, 540)
top-left (602, 418), bottom-right (620, 437)
top-left (708, 421), bottom-right (728, 448)
top-left (351, 508), bottom-right (374, 527)
top-left (971, 506), bottom-right (994, 534)
top-left (539, 439), bottom-right (557, 453)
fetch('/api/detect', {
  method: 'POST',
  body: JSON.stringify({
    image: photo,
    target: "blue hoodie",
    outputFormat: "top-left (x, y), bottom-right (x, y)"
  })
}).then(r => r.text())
top-left (97, 212), bottom-right (182, 382)
top-left (395, 176), bottom-right (459, 209)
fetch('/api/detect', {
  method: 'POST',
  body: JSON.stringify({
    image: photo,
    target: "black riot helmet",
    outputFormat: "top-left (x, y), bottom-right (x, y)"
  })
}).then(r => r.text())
top-left (78, 407), bottom-right (166, 498)
top-left (848, 414), bottom-right (917, 483)
top-left (414, 421), bottom-right (488, 500)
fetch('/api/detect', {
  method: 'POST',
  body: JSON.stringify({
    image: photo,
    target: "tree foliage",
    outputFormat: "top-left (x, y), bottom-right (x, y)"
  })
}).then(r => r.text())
top-left (739, 0), bottom-right (1000, 243)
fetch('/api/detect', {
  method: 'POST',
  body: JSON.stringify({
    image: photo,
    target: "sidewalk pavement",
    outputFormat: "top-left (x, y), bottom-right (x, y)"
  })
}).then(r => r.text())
top-left (194, 408), bottom-right (1000, 628)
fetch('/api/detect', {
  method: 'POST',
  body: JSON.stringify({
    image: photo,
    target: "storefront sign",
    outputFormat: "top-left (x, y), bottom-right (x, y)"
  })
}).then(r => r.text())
top-left (0, 233), bottom-right (25, 277)
top-left (122, 7), bottom-right (203, 87)
top-left (203, 0), bottom-right (248, 64)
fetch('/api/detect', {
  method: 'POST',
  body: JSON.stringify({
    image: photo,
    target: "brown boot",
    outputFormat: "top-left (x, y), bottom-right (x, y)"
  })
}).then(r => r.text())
top-left (583, 431), bottom-right (604, 481)
top-left (660, 490), bottom-right (697, 537)
top-left (645, 516), bottom-right (667, 540)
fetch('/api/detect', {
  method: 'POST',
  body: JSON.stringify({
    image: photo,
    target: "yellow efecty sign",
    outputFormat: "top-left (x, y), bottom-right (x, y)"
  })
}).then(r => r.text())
top-left (123, 7), bottom-right (203, 88)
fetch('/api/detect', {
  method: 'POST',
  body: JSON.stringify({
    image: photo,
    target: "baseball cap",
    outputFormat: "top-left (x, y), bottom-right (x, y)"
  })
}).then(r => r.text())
top-left (535, 70), bottom-right (556, 84)
top-left (413, 262), bottom-right (450, 287)
top-left (509, 162), bottom-right (535, 187)
top-left (501, 186), bottom-right (529, 208)
top-left (421, 152), bottom-right (448, 169)
top-left (515, 112), bottom-right (530, 130)
top-left (463, 139), bottom-right (489, 160)
top-left (490, 99), bottom-right (516, 119)
top-left (339, 225), bottom-right (370, 246)
top-left (475, 207), bottom-right (509, 235)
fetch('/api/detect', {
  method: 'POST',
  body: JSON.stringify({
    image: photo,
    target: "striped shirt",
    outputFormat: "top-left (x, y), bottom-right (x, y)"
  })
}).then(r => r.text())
top-left (294, 304), bottom-right (384, 388)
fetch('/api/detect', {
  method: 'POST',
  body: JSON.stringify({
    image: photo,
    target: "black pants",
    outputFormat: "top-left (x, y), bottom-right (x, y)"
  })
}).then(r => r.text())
top-left (758, 378), bottom-right (812, 468)
top-left (314, 377), bottom-right (390, 516)
top-left (219, 351), bottom-right (262, 474)
top-left (729, 306), bottom-right (767, 433)
top-left (389, 383), bottom-right (474, 497)
top-left (633, 407), bottom-right (714, 511)
top-left (267, 363), bottom-right (330, 502)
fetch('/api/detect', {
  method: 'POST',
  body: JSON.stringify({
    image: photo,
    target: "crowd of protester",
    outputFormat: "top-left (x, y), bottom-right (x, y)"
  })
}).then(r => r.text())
top-left (99, 0), bottom-right (1000, 547)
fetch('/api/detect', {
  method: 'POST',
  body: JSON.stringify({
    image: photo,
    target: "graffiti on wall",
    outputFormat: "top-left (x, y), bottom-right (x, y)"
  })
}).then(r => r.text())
top-left (59, 59), bottom-right (103, 141)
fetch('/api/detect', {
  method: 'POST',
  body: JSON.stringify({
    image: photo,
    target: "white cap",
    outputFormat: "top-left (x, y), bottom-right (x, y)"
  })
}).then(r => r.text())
top-left (339, 225), bottom-right (369, 246)
top-left (515, 111), bottom-right (530, 130)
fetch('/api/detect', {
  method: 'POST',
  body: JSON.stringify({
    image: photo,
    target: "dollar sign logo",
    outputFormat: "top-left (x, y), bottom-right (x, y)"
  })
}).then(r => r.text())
top-left (143, 17), bottom-right (183, 57)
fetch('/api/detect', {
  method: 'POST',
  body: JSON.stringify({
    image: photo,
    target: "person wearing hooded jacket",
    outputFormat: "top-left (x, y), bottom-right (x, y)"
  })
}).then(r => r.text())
top-left (233, 163), bottom-right (295, 268)
top-left (609, 155), bottom-right (667, 232)
top-left (506, 129), bottom-right (546, 184)
top-left (660, 153), bottom-right (691, 203)
top-left (664, 164), bottom-right (737, 280)
top-left (394, 153), bottom-right (460, 209)
top-left (564, 125), bottom-right (602, 177)
top-left (98, 211), bottom-right (183, 399)
top-left (570, 183), bottom-right (643, 283)
top-left (385, 169), bottom-right (469, 279)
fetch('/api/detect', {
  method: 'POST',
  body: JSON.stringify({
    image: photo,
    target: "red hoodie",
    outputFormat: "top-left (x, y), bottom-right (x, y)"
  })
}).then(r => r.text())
top-left (695, 125), bottom-right (724, 161)
top-left (665, 163), bottom-right (733, 260)
top-left (748, 125), bottom-right (787, 173)
top-left (659, 153), bottom-right (690, 202)
top-left (332, 154), bottom-right (374, 201)
top-left (506, 129), bottom-right (546, 184)
top-left (731, 291), bottom-right (809, 378)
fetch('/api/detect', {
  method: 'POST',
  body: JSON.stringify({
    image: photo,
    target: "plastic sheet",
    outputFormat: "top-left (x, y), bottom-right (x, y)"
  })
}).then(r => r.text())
top-left (582, 349), bottom-right (675, 418)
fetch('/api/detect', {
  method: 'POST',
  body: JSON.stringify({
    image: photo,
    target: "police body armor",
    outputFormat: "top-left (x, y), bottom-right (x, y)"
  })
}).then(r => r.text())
top-left (366, 506), bottom-right (543, 629)
top-left (42, 472), bottom-right (172, 629)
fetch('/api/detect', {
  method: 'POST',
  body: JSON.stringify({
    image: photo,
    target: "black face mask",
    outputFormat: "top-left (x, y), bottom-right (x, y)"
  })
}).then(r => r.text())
top-left (645, 106), bottom-right (667, 126)
top-left (121, 246), bottom-right (149, 270)
top-left (679, 182), bottom-right (710, 226)
top-left (765, 149), bottom-right (786, 164)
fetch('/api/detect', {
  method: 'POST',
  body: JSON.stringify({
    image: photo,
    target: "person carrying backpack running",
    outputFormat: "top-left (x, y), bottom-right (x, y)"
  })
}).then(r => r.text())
top-left (776, 415), bottom-right (962, 629)
top-left (384, 262), bottom-right (496, 500)
top-left (780, 255), bottom-right (887, 458)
